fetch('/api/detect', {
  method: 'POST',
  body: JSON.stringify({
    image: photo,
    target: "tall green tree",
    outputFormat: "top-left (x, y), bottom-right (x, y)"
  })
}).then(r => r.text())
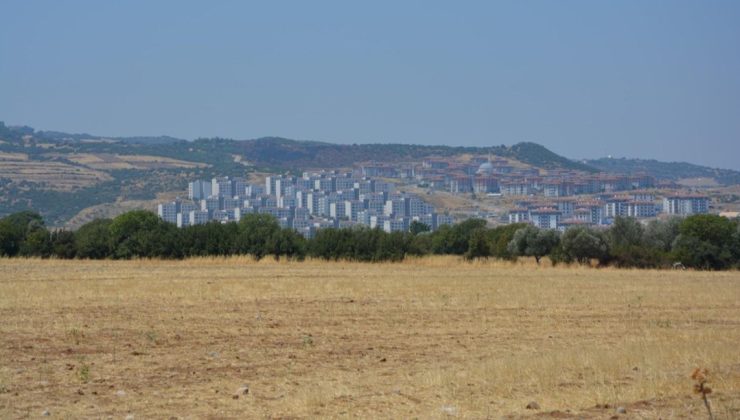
top-left (108, 210), bottom-right (180, 259)
top-left (487, 223), bottom-right (528, 259)
top-left (644, 217), bottom-right (681, 252)
top-left (432, 219), bottom-right (487, 255)
top-left (238, 213), bottom-right (281, 260)
top-left (269, 228), bottom-right (307, 260)
top-left (606, 217), bottom-right (665, 268)
top-left (0, 211), bottom-right (45, 256)
top-left (560, 226), bottom-right (610, 265)
top-left (19, 226), bottom-right (52, 257)
top-left (465, 228), bottom-right (491, 260)
top-left (409, 221), bottom-right (430, 235)
top-left (51, 230), bottom-right (77, 259)
top-left (672, 214), bottom-right (738, 269)
top-left (75, 219), bottom-right (113, 259)
top-left (608, 217), bottom-right (644, 249)
top-left (507, 225), bottom-right (560, 264)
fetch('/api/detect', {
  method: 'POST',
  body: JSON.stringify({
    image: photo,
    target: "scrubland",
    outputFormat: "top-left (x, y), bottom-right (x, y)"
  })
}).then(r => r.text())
top-left (1, 257), bottom-right (738, 418)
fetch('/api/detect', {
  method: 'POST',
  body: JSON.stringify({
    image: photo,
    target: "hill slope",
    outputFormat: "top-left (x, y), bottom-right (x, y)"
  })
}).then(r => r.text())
top-left (7, 119), bottom-right (740, 225)
top-left (232, 137), bottom-right (597, 172)
top-left (586, 157), bottom-right (740, 185)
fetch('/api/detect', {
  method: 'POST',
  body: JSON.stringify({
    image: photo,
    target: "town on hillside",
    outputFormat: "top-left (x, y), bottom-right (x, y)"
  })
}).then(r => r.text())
top-left (158, 154), bottom-right (714, 236)
top-left (362, 156), bottom-right (710, 224)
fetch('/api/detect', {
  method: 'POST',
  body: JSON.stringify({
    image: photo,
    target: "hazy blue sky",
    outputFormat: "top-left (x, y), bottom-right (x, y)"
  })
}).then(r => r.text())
top-left (1, 1), bottom-right (739, 169)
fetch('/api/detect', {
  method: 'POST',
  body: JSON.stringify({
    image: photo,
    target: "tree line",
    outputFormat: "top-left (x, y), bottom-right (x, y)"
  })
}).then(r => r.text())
top-left (1, 210), bottom-right (739, 270)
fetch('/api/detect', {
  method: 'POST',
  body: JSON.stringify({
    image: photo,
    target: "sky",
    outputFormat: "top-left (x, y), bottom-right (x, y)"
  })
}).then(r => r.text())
top-left (1, 1), bottom-right (739, 170)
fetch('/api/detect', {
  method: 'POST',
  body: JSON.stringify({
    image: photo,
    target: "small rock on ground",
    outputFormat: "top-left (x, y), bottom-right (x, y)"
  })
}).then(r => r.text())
top-left (441, 405), bottom-right (457, 415)
top-left (41, 410), bottom-right (50, 416)
top-left (616, 406), bottom-right (627, 414)
top-left (526, 401), bottom-right (540, 410)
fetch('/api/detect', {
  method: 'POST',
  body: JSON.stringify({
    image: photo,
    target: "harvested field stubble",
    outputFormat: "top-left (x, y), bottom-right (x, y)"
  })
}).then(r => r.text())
top-left (0, 257), bottom-right (739, 418)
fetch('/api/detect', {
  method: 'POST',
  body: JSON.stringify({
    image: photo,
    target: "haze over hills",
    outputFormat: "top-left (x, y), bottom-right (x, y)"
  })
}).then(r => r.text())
top-left (0, 121), bottom-right (598, 172)
top-left (585, 157), bottom-right (740, 185)
top-left (1, 121), bottom-right (739, 225)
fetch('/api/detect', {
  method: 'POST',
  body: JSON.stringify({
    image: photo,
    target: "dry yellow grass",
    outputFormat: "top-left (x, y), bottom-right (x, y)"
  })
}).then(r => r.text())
top-left (0, 258), bottom-right (739, 419)
top-left (0, 152), bottom-right (29, 161)
top-left (0, 161), bottom-right (112, 190)
top-left (54, 153), bottom-right (208, 170)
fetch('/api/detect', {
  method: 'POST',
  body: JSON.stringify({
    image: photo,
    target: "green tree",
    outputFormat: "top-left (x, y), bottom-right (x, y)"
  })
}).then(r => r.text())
top-left (108, 210), bottom-right (180, 259)
top-left (487, 223), bottom-right (527, 259)
top-left (269, 228), bottom-right (307, 260)
top-left (0, 211), bottom-right (45, 256)
top-left (431, 219), bottom-right (487, 255)
top-left (75, 219), bottom-right (113, 259)
top-left (238, 213), bottom-right (281, 260)
top-left (644, 217), bottom-right (681, 252)
top-left (465, 228), bottom-right (491, 260)
top-left (507, 225), bottom-right (560, 264)
top-left (409, 221), bottom-right (430, 235)
top-left (560, 226), bottom-right (610, 265)
top-left (408, 232), bottom-right (433, 256)
top-left (51, 230), bottom-right (76, 259)
top-left (606, 217), bottom-right (665, 268)
top-left (374, 231), bottom-right (408, 262)
top-left (608, 217), bottom-right (644, 249)
top-left (672, 214), bottom-right (738, 269)
top-left (19, 226), bottom-right (52, 257)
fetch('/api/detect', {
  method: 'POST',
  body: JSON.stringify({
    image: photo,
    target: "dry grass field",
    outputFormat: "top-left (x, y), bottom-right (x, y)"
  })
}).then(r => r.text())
top-left (0, 159), bottom-right (112, 191)
top-left (1, 258), bottom-right (739, 419)
top-left (48, 153), bottom-right (208, 171)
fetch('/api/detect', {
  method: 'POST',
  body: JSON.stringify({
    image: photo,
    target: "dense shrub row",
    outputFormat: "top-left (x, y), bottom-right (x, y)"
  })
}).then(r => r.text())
top-left (506, 215), bottom-right (740, 270)
top-left (1, 210), bottom-right (738, 269)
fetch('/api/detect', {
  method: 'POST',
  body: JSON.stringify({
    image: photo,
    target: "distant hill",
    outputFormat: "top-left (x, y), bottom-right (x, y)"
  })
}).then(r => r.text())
top-left (33, 129), bottom-right (186, 145)
top-left (231, 137), bottom-right (597, 172)
top-left (505, 142), bottom-right (596, 173)
top-left (586, 157), bottom-right (740, 185)
top-left (1, 121), bottom-right (596, 171)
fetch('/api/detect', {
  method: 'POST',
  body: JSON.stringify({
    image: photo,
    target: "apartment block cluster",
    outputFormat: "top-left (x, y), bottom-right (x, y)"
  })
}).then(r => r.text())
top-left (360, 156), bottom-right (658, 196)
top-left (506, 192), bottom-right (710, 231)
top-left (358, 155), bottom-right (710, 230)
top-left (157, 172), bottom-right (453, 237)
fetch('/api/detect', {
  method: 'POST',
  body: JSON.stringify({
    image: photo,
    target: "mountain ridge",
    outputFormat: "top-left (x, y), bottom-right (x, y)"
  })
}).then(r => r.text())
top-left (3, 121), bottom-right (738, 179)
top-left (1, 121), bottom-right (597, 172)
